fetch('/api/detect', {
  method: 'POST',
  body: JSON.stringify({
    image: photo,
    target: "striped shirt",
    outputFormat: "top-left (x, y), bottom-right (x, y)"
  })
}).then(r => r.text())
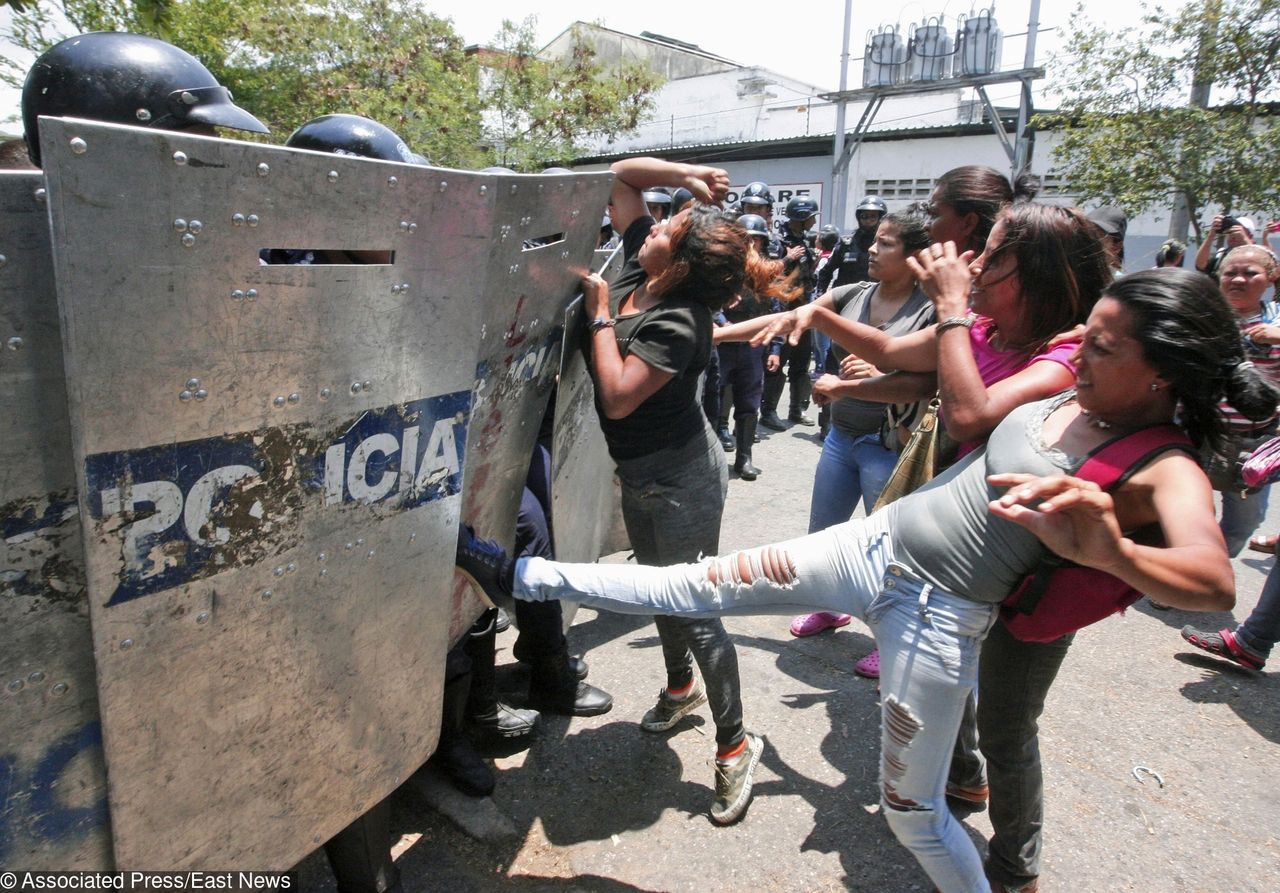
top-left (1222, 314), bottom-right (1280, 432)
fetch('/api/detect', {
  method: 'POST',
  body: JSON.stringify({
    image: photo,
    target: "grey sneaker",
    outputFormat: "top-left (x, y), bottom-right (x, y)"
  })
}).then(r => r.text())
top-left (640, 678), bottom-right (708, 732)
top-left (711, 732), bottom-right (763, 825)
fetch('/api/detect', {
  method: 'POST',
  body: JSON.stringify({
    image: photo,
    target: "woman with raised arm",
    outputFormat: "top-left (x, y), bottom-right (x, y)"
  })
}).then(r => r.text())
top-left (574, 157), bottom-right (793, 825)
top-left (460, 268), bottom-right (1267, 892)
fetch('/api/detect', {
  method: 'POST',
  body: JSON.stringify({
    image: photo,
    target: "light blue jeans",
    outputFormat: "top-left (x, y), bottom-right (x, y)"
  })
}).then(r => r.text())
top-left (514, 510), bottom-right (997, 893)
top-left (809, 428), bottom-right (898, 533)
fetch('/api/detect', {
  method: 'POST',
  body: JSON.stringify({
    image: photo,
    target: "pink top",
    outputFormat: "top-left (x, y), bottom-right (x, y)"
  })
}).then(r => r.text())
top-left (950, 317), bottom-right (1080, 458)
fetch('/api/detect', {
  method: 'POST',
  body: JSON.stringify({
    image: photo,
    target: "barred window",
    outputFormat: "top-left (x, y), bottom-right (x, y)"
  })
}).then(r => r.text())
top-left (863, 178), bottom-right (934, 200)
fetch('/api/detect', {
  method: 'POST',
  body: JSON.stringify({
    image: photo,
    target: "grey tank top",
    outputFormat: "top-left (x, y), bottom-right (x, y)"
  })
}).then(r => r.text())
top-left (885, 392), bottom-right (1085, 603)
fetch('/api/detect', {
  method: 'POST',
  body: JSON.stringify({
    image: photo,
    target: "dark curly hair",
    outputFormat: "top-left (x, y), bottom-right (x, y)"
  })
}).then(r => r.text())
top-left (1104, 268), bottom-right (1279, 452)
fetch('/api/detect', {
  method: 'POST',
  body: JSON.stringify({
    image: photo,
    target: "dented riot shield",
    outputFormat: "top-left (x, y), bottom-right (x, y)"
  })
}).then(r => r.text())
top-left (550, 246), bottom-right (630, 564)
top-left (38, 118), bottom-right (495, 869)
top-left (447, 169), bottom-right (614, 643)
top-left (0, 172), bottom-right (112, 869)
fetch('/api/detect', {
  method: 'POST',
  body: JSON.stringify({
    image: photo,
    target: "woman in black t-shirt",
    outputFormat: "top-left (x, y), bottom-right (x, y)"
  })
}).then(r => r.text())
top-left (580, 157), bottom-right (792, 825)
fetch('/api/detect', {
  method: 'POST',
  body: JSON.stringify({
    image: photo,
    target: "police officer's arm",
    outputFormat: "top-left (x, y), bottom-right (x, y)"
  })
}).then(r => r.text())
top-left (581, 273), bottom-right (675, 419)
top-left (609, 158), bottom-right (730, 234)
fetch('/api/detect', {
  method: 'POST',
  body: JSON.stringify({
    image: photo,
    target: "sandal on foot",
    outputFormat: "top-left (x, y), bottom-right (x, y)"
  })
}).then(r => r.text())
top-left (854, 649), bottom-right (881, 679)
top-left (1181, 625), bottom-right (1266, 671)
top-left (1248, 533), bottom-right (1279, 555)
top-left (789, 612), bottom-right (852, 637)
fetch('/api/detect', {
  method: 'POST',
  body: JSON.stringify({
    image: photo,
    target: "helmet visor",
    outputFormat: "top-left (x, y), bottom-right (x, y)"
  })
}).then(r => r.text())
top-left (171, 86), bottom-right (269, 134)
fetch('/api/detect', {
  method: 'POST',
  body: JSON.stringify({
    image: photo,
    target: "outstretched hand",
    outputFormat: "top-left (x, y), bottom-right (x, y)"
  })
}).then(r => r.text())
top-left (750, 303), bottom-right (818, 348)
top-left (987, 473), bottom-right (1128, 571)
top-left (906, 241), bottom-right (974, 319)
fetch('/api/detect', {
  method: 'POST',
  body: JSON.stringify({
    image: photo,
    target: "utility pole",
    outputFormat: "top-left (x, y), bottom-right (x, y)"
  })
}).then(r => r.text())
top-left (832, 0), bottom-right (854, 230)
top-left (1011, 0), bottom-right (1042, 177)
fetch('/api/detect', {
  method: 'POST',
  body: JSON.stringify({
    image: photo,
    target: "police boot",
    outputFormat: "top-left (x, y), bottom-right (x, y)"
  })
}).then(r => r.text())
top-left (760, 374), bottom-right (787, 431)
top-left (429, 672), bottom-right (495, 797)
top-left (716, 385), bottom-right (735, 451)
top-left (465, 622), bottom-right (539, 739)
top-left (789, 377), bottom-right (815, 426)
top-left (733, 414), bottom-right (761, 481)
top-left (528, 655), bottom-right (614, 717)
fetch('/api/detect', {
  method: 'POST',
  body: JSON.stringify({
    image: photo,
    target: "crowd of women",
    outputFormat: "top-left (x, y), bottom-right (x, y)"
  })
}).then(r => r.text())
top-left (458, 154), bottom-right (1280, 892)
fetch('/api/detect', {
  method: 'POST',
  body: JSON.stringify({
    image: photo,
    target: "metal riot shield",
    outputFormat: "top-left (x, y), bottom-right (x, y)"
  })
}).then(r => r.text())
top-left (39, 118), bottom-right (490, 869)
top-left (0, 172), bottom-right (112, 869)
top-left (447, 169), bottom-right (614, 644)
top-left (550, 247), bottom-right (630, 565)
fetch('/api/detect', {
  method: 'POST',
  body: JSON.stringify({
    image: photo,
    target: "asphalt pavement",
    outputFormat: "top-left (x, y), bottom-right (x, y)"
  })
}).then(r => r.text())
top-left (294, 419), bottom-right (1280, 892)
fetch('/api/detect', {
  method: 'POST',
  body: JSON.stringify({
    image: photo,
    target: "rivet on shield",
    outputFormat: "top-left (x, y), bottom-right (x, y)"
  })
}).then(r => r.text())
top-left (136, 108), bottom-right (152, 122)
top-left (399, 221), bottom-right (410, 231)
top-left (367, 550), bottom-right (375, 558)
top-left (409, 532), bottom-right (417, 542)
top-left (0, 254), bottom-right (7, 268)
top-left (188, 220), bottom-right (203, 234)
top-left (246, 288), bottom-right (258, 301)
top-left (510, 184), bottom-right (518, 194)
top-left (173, 152), bottom-right (188, 166)
top-left (317, 552), bottom-right (327, 562)
top-left (174, 219), bottom-right (188, 232)
top-left (399, 284), bottom-right (409, 293)
top-left (572, 209), bottom-right (580, 218)
top-left (7, 337), bottom-right (23, 351)
top-left (391, 284), bottom-right (401, 295)
top-left (438, 181), bottom-right (447, 192)
top-left (319, 569), bottom-right (328, 578)
top-left (262, 590), bottom-right (273, 601)
top-left (51, 682), bottom-right (69, 696)
top-left (186, 378), bottom-right (201, 389)
top-left (195, 389), bottom-right (208, 401)
top-left (345, 542), bottom-right (354, 550)
top-left (6, 679), bottom-right (22, 693)
top-left (32, 187), bottom-right (46, 204)
top-left (231, 290), bottom-right (244, 301)
top-left (286, 562), bottom-right (298, 573)
top-left (179, 390), bottom-right (193, 402)
top-left (328, 170), bottom-right (339, 182)
top-left (287, 393), bottom-right (300, 404)
top-left (257, 163), bottom-right (271, 177)
top-left (247, 215), bottom-right (260, 227)
top-left (320, 387), bottom-right (332, 399)
top-left (409, 223), bottom-right (418, 233)
top-left (561, 251), bottom-right (569, 260)
top-left (273, 396), bottom-right (286, 408)
top-left (196, 612), bottom-right (210, 624)
top-left (350, 382), bottom-right (363, 395)
top-left (479, 185), bottom-right (487, 195)
top-left (356, 538), bottom-right (365, 546)
top-left (120, 638), bottom-right (134, 651)
top-left (273, 566), bottom-right (285, 577)
top-left (28, 671), bottom-right (44, 683)
top-left (69, 137), bottom-right (87, 155)
top-left (232, 213), bottom-right (245, 226)
top-left (362, 380), bottom-right (372, 391)
top-left (181, 233), bottom-right (196, 248)
top-left (387, 176), bottom-right (398, 188)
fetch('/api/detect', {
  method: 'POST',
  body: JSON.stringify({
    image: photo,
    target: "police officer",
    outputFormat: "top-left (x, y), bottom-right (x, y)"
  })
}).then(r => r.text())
top-left (821, 194), bottom-right (886, 293)
top-left (760, 196), bottom-right (820, 429)
top-left (670, 186), bottom-right (695, 216)
top-left (642, 186), bottom-right (673, 222)
top-left (20, 31), bottom-right (269, 167)
top-left (739, 181), bottom-right (783, 259)
top-left (714, 214), bottom-right (773, 480)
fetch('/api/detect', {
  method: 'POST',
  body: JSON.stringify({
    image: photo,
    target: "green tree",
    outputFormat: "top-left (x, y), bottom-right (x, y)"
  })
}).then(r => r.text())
top-left (1036, 0), bottom-right (1280, 240)
top-left (480, 19), bottom-right (661, 171)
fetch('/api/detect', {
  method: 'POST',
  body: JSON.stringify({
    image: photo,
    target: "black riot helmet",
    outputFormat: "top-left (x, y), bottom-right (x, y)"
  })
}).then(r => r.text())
top-left (818, 224), bottom-right (840, 250)
top-left (642, 187), bottom-right (672, 206)
top-left (671, 187), bottom-right (694, 215)
top-left (785, 197), bottom-right (819, 222)
top-left (22, 31), bottom-right (268, 167)
top-left (740, 181), bottom-right (774, 208)
top-left (286, 114), bottom-right (427, 164)
top-left (737, 213), bottom-right (770, 241)
top-left (856, 195), bottom-right (888, 215)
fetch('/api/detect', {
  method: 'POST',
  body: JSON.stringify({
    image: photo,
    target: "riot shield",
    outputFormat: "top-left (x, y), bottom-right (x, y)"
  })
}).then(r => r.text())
top-left (550, 247), bottom-right (630, 565)
top-left (446, 169), bottom-right (614, 644)
top-left (39, 118), bottom-right (490, 869)
top-left (0, 171), bottom-right (112, 869)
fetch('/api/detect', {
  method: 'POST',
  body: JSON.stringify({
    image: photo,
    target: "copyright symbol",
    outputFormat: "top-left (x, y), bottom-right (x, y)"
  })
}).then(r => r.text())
top-left (1, 872), bottom-right (17, 889)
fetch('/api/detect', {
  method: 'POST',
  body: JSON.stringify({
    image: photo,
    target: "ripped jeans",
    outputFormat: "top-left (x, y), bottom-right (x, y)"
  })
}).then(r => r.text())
top-left (514, 509), bottom-right (998, 893)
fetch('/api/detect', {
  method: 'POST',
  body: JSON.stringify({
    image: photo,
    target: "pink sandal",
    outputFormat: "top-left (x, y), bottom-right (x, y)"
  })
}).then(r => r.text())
top-left (854, 649), bottom-right (880, 679)
top-left (789, 612), bottom-right (852, 637)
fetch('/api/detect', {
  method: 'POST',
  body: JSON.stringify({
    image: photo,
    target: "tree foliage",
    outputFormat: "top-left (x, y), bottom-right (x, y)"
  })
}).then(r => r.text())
top-left (1036, 0), bottom-right (1280, 239)
top-left (2, 2), bottom-right (661, 169)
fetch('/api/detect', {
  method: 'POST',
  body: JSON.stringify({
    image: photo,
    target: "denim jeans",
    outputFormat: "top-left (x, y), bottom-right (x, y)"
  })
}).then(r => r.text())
top-left (809, 428), bottom-right (898, 533)
top-left (973, 621), bottom-right (1075, 888)
top-left (1219, 484), bottom-right (1270, 557)
top-left (514, 510), bottom-right (997, 893)
top-left (614, 423), bottom-right (744, 747)
top-left (1237, 558), bottom-right (1280, 657)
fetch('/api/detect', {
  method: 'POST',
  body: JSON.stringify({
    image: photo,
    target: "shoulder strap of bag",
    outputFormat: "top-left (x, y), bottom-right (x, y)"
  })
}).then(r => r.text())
top-left (1075, 424), bottom-right (1194, 492)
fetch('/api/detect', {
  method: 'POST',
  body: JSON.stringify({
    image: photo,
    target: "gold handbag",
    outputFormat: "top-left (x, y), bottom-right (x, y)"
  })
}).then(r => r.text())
top-left (872, 396), bottom-right (941, 513)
